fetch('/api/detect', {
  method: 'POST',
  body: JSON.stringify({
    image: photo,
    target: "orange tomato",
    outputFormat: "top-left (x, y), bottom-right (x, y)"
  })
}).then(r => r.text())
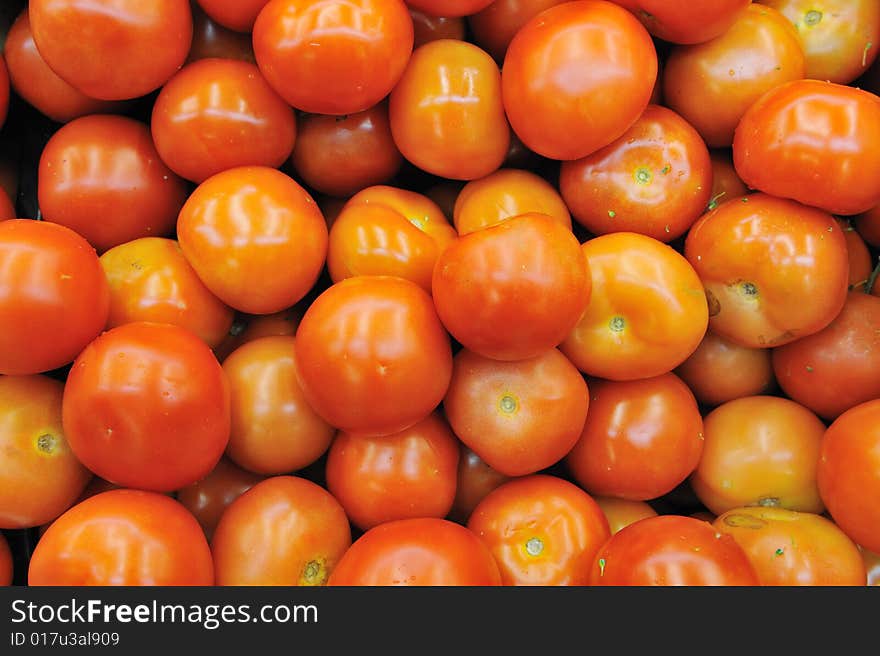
top-left (450, 445), bottom-right (513, 524)
top-left (187, 5), bottom-right (255, 63)
top-left (196, 0), bottom-right (270, 32)
top-left (594, 497), bottom-right (657, 534)
top-left (468, 0), bottom-right (567, 61)
top-left (404, 0), bottom-right (494, 17)
top-left (624, 0), bottom-right (751, 44)
top-left (855, 204), bottom-right (880, 248)
top-left (410, 9), bottom-right (465, 47)
top-left (839, 219), bottom-right (873, 290)
top-left (708, 150), bottom-right (748, 209)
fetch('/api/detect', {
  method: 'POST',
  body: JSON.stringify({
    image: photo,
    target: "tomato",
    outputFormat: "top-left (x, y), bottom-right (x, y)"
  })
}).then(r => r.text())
top-left (594, 497), bottom-right (657, 534)
top-left (685, 194), bottom-right (849, 348)
top-left (196, 0), bottom-right (270, 32)
top-left (590, 515), bottom-right (759, 586)
top-left (425, 182), bottom-right (464, 221)
top-left (326, 412), bottom-right (459, 530)
top-left (29, 490), bottom-right (213, 586)
top-left (291, 104), bottom-right (402, 199)
top-left (663, 5), bottom-right (805, 148)
top-left (62, 322), bottom-right (231, 492)
top-left (223, 336), bottom-right (335, 475)
top-left (839, 219), bottom-right (873, 290)
top-left (734, 80), bottom-right (880, 216)
top-left (708, 150), bottom-right (748, 209)
top-left (253, 0), bottom-right (413, 115)
top-left (212, 476), bottom-right (351, 585)
top-left (450, 445), bottom-right (513, 523)
top-left (187, 5), bottom-right (255, 64)
top-left (817, 400), bottom-right (880, 553)
top-left (327, 518), bottom-right (502, 586)
top-left (0, 533), bottom-right (11, 586)
top-left (410, 9), bottom-right (465, 47)
top-left (453, 168), bottom-right (571, 236)
top-left (0, 220), bottom-right (109, 376)
top-left (389, 39), bottom-right (509, 181)
top-left (567, 374), bottom-right (703, 501)
top-left (468, 475), bottom-right (610, 585)
top-left (28, 0), bottom-right (192, 101)
top-left (0, 187), bottom-right (13, 222)
top-left (468, 0), bottom-right (567, 61)
top-left (433, 213), bottom-right (590, 361)
top-left (3, 11), bottom-right (117, 123)
top-left (444, 347), bottom-right (589, 477)
top-left (855, 204), bottom-right (880, 248)
top-left (561, 232), bottom-right (708, 381)
top-left (0, 375), bottom-right (91, 529)
top-left (177, 166), bottom-right (328, 315)
top-left (560, 104), bottom-right (713, 242)
top-left (621, 0), bottom-right (751, 44)
top-left (691, 396), bottom-right (825, 516)
top-left (865, 549), bottom-right (880, 586)
top-left (295, 276), bottom-right (452, 436)
top-left (175, 458), bottom-right (263, 541)
top-left (675, 330), bottom-right (774, 407)
top-left (0, 157), bottom-right (18, 210)
top-left (213, 306), bottom-right (303, 362)
top-left (405, 1), bottom-right (494, 17)
top-left (713, 507), bottom-right (866, 586)
top-left (502, 1), bottom-right (657, 161)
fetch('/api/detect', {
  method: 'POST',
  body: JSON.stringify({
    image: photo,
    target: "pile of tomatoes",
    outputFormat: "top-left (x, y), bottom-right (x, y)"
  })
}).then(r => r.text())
top-left (1, 0), bottom-right (880, 587)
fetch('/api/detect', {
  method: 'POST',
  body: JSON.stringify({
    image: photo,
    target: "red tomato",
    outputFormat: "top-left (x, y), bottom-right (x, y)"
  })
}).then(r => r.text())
top-left (594, 497), bottom-right (657, 534)
top-left (0, 533), bottom-right (11, 586)
top-left (38, 113), bottom-right (189, 251)
top-left (196, 0), bottom-right (270, 32)
top-left (433, 213), bottom-right (591, 361)
top-left (817, 399), bottom-right (880, 553)
top-left (327, 518), bottom-right (502, 586)
top-left (468, 475), bottom-right (610, 585)
top-left (450, 445), bottom-right (513, 524)
top-left (253, 0), bottom-right (413, 115)
top-left (28, 0), bottom-right (192, 101)
top-left (187, 5), bottom-right (255, 64)
top-left (502, 1), bottom-right (657, 161)
top-left (0, 220), bottom-right (109, 376)
top-left (469, 0), bottom-right (567, 61)
top-left (29, 490), bottom-right (213, 586)
top-left (405, 1), bottom-right (494, 17)
top-left (62, 322), bottom-right (231, 492)
top-left (294, 276), bottom-right (453, 437)
top-left (620, 0), bottom-right (751, 44)
top-left (410, 9), bottom-right (465, 47)
top-left (733, 80), bottom-right (880, 216)
top-left (212, 476), bottom-right (351, 585)
top-left (177, 166), bottom-right (328, 315)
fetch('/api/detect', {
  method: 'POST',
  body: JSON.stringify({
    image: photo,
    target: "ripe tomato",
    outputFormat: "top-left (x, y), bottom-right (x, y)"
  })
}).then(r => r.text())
top-left (450, 445), bottom-right (512, 523)
top-left (594, 497), bottom-right (657, 534)
top-left (560, 104), bottom-right (713, 242)
top-left (590, 515), bottom-right (759, 586)
top-left (468, 0), bottom-right (567, 61)
top-left (708, 150), bottom-right (748, 209)
top-left (856, 204), bottom-right (880, 248)
top-left (223, 336), bottom-right (335, 475)
top-left (502, 1), bottom-right (657, 161)
top-left (187, 6), bottom-right (255, 63)
top-left (566, 373), bottom-right (703, 500)
top-left (685, 194), bottom-right (849, 348)
top-left (663, 4), bottom-right (805, 148)
top-left (212, 476), bottom-right (351, 585)
top-left (213, 305), bottom-right (304, 362)
top-left (817, 399), bottom-right (880, 553)
top-left (453, 168), bottom-right (571, 236)
top-left (29, 490), bottom-right (213, 586)
top-left (196, 0), bottom-right (270, 32)
top-left (0, 187), bottom-right (13, 222)
top-left (28, 0), bottom-right (192, 101)
top-left (295, 276), bottom-right (452, 436)
top-left (840, 219), bottom-right (873, 290)
top-left (0, 375), bottom-right (91, 529)
top-left (713, 507), bottom-right (866, 586)
top-left (433, 213), bottom-right (590, 361)
top-left (253, 0), bottom-right (413, 115)
top-left (444, 347), bottom-right (589, 477)
top-left (410, 9), bottom-right (465, 47)
top-left (560, 232), bottom-right (708, 381)
top-left (326, 412), bottom-right (459, 530)
top-left (0, 220), bottom-right (109, 376)
top-left (327, 518), bottom-right (502, 586)
top-left (620, 0), bottom-right (751, 44)
top-left (177, 166), bottom-right (328, 315)
top-left (468, 475), bottom-right (610, 585)
top-left (733, 80), bottom-right (880, 216)
top-left (405, 1), bottom-right (493, 17)
top-left (0, 533), bottom-right (11, 586)
top-left (691, 396), bottom-right (825, 516)
top-left (62, 322), bottom-right (231, 492)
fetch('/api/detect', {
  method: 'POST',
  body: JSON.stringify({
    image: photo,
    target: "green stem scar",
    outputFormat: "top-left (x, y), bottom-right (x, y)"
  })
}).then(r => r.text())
top-left (634, 167), bottom-right (653, 185)
top-left (525, 538), bottom-right (544, 557)
top-left (609, 316), bottom-right (625, 332)
top-left (499, 395), bottom-right (518, 414)
top-left (740, 282), bottom-right (758, 297)
top-left (36, 434), bottom-right (57, 454)
top-left (804, 10), bottom-right (822, 27)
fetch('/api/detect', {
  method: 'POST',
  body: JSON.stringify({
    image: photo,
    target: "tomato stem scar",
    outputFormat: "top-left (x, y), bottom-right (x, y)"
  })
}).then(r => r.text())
top-left (525, 537), bottom-right (544, 556)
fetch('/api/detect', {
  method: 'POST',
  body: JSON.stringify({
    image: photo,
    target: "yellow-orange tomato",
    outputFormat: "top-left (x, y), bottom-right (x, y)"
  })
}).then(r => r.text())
top-left (453, 168), bottom-right (571, 236)
top-left (713, 507), bottom-right (866, 586)
top-left (222, 336), bottom-right (335, 475)
top-left (390, 39), bottom-right (509, 180)
top-left (594, 497), bottom-right (658, 535)
top-left (692, 396), bottom-right (826, 516)
top-left (561, 232), bottom-right (708, 381)
top-left (468, 0), bottom-right (567, 61)
top-left (708, 150), bottom-right (748, 209)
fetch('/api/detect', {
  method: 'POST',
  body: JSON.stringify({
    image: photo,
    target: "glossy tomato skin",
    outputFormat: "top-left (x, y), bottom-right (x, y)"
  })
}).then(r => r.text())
top-left (450, 445), bottom-right (513, 523)
top-left (62, 322), bottom-right (231, 492)
top-left (405, 0), bottom-right (493, 17)
top-left (327, 518), bottom-right (502, 586)
top-left (187, 6), bottom-right (255, 63)
top-left (196, 0), bottom-right (269, 32)
top-left (212, 476), bottom-right (351, 585)
top-left (817, 400), bottom-right (880, 553)
top-left (29, 490), bottom-right (213, 586)
top-left (390, 39), bottom-right (509, 181)
top-left (469, 0), bottom-right (566, 61)
top-left (0, 534), bottom-right (11, 585)
top-left (855, 204), bottom-right (880, 248)
top-left (502, 1), bottom-right (657, 161)
top-left (685, 194), bottom-right (849, 348)
top-left (177, 166), bottom-right (328, 315)
top-left (625, 0), bottom-right (750, 44)
top-left (733, 80), bottom-right (880, 216)
top-left (295, 276), bottom-right (453, 437)
top-left (253, 0), bottom-right (413, 115)
top-left (468, 475), bottom-right (610, 585)
top-left (432, 213), bottom-right (591, 361)
top-left (410, 9), bottom-right (465, 47)
top-left (0, 375), bottom-right (91, 529)
top-left (560, 104), bottom-right (713, 242)
top-left (594, 497), bottom-right (657, 534)
top-left (28, 0), bottom-right (192, 101)
top-left (0, 220), bottom-right (110, 376)
top-left (561, 232), bottom-right (708, 381)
